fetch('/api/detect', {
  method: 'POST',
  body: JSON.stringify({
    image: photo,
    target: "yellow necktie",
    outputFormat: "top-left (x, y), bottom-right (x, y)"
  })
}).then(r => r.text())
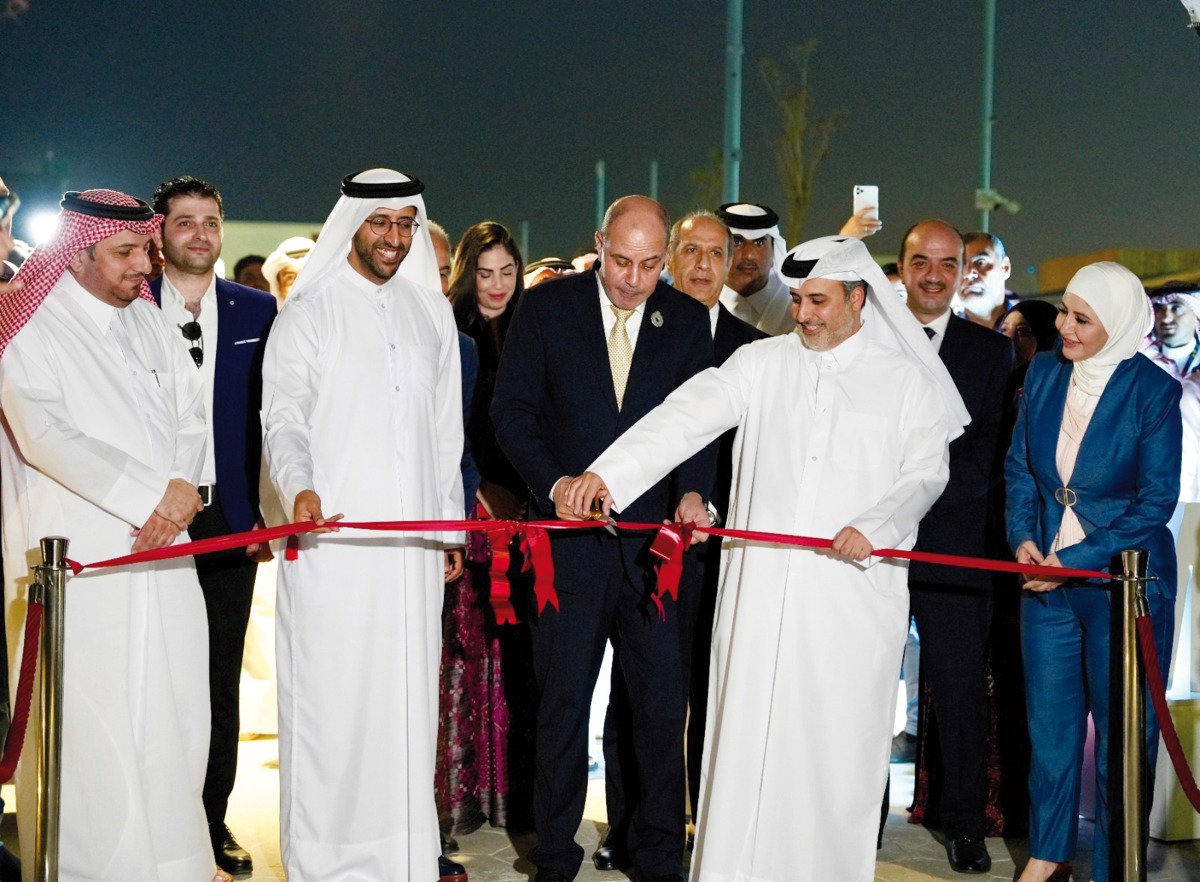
top-left (608, 305), bottom-right (634, 409)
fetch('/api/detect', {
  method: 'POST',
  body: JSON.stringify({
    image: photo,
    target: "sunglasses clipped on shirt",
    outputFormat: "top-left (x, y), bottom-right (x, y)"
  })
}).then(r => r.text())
top-left (179, 321), bottom-right (203, 367)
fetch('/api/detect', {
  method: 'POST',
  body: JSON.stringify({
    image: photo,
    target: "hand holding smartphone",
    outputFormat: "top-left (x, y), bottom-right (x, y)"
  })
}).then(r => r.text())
top-left (853, 185), bottom-right (879, 222)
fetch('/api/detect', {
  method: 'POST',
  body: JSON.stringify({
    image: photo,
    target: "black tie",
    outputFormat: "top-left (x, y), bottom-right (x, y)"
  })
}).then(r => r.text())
top-left (924, 326), bottom-right (936, 340)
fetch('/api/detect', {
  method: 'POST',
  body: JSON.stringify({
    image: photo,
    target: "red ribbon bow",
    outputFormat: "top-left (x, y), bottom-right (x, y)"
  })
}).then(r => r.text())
top-left (647, 522), bottom-right (694, 621)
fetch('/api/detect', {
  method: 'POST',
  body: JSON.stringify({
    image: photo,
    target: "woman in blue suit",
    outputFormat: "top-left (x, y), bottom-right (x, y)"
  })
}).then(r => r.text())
top-left (1006, 262), bottom-right (1182, 882)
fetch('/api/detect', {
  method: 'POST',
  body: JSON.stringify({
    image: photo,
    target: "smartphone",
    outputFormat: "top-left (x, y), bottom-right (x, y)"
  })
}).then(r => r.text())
top-left (853, 185), bottom-right (879, 221)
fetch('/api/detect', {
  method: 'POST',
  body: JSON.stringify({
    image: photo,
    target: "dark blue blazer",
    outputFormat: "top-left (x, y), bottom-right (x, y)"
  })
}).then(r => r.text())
top-left (491, 270), bottom-right (716, 584)
top-left (1005, 349), bottom-right (1182, 595)
top-left (150, 276), bottom-right (277, 533)
top-left (910, 314), bottom-right (1016, 588)
top-left (712, 304), bottom-right (767, 514)
top-left (458, 331), bottom-right (481, 514)
top-left (713, 302), bottom-right (767, 367)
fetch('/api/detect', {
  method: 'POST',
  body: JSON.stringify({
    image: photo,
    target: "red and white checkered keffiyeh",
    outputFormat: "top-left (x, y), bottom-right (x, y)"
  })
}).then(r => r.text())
top-left (0, 189), bottom-right (163, 359)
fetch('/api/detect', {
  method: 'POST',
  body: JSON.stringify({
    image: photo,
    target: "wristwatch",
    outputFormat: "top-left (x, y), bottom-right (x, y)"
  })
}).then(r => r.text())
top-left (704, 500), bottom-right (722, 528)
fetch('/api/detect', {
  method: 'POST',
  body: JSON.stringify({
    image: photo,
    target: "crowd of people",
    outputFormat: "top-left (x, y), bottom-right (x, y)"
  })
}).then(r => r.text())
top-left (0, 168), bottom-right (1194, 882)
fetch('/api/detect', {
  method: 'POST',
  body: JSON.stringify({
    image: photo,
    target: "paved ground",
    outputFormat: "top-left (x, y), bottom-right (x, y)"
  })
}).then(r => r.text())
top-left (216, 738), bottom-right (1199, 881)
top-left (2, 738), bottom-right (1195, 880)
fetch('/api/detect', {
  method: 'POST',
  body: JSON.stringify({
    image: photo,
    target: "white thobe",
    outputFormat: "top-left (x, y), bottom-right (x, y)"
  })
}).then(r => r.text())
top-left (262, 262), bottom-right (463, 881)
top-left (718, 274), bottom-right (796, 336)
top-left (590, 329), bottom-right (951, 882)
top-left (0, 273), bottom-right (210, 882)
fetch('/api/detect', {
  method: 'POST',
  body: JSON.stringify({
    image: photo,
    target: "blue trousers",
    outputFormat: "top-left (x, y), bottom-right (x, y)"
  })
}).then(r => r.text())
top-left (1021, 585), bottom-right (1173, 882)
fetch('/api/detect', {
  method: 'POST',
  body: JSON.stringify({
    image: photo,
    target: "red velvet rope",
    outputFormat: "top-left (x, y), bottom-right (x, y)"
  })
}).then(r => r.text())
top-left (0, 598), bottom-right (44, 782)
top-left (1137, 614), bottom-right (1200, 813)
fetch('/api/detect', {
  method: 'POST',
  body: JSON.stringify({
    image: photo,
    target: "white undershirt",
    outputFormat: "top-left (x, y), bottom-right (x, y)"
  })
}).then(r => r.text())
top-left (160, 274), bottom-right (218, 485)
top-left (597, 274), bottom-right (647, 349)
top-left (548, 278), bottom-right (652, 502)
top-left (917, 309), bottom-right (953, 354)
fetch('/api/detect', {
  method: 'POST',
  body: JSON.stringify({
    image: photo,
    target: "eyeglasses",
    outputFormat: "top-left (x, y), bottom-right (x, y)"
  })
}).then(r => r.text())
top-left (365, 216), bottom-right (420, 237)
top-left (179, 321), bottom-right (203, 367)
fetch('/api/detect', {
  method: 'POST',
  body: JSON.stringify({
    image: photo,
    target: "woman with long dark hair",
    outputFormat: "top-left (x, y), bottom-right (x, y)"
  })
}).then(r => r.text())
top-left (448, 221), bottom-right (527, 521)
top-left (1006, 262), bottom-right (1181, 882)
top-left (436, 221), bottom-right (535, 836)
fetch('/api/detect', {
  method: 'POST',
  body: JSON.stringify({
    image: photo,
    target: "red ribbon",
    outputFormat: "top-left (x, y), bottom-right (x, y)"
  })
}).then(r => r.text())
top-left (519, 525), bottom-right (558, 616)
top-left (485, 523), bottom-right (518, 625)
top-left (647, 522), bottom-right (693, 621)
top-left (65, 518), bottom-right (1114, 625)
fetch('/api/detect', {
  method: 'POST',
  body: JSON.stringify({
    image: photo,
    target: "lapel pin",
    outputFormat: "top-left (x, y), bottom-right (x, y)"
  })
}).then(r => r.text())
top-left (650, 310), bottom-right (663, 328)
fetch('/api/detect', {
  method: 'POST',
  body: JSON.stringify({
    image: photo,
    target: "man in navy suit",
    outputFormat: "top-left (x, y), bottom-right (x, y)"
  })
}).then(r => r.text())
top-left (492, 196), bottom-right (716, 882)
top-left (667, 210), bottom-right (766, 827)
top-left (899, 219), bottom-right (1015, 875)
top-left (150, 177), bottom-right (276, 877)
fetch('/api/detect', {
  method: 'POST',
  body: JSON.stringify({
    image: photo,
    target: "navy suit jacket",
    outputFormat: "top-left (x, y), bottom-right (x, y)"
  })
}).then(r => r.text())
top-left (458, 331), bottom-right (481, 514)
top-left (711, 304), bottom-right (768, 514)
top-left (713, 302), bottom-right (768, 367)
top-left (1006, 349), bottom-right (1182, 595)
top-left (150, 276), bottom-right (277, 533)
top-left (491, 270), bottom-right (716, 586)
top-left (909, 314), bottom-right (1016, 588)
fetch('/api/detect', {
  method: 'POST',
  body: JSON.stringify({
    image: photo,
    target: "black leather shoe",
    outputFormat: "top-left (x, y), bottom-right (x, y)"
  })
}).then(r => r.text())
top-left (210, 823), bottom-right (253, 876)
top-left (591, 842), bottom-right (630, 871)
top-left (438, 853), bottom-right (468, 882)
top-left (592, 828), bottom-right (629, 871)
top-left (533, 870), bottom-right (568, 882)
top-left (948, 837), bottom-right (991, 874)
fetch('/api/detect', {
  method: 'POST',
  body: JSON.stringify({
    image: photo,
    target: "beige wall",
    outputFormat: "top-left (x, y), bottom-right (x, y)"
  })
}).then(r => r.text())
top-left (221, 220), bottom-right (322, 279)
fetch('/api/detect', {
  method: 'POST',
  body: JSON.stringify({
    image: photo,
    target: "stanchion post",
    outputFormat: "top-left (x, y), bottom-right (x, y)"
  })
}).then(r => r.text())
top-left (33, 536), bottom-right (69, 882)
top-left (1114, 548), bottom-right (1150, 882)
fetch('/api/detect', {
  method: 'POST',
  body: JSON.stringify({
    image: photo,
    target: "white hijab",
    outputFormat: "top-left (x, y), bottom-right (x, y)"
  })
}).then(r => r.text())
top-left (285, 168), bottom-right (440, 306)
top-left (779, 235), bottom-right (971, 437)
top-left (1064, 261), bottom-right (1153, 397)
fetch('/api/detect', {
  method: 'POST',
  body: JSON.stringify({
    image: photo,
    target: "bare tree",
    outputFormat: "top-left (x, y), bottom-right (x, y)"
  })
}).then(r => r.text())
top-left (760, 39), bottom-right (847, 245)
top-left (688, 147), bottom-right (725, 212)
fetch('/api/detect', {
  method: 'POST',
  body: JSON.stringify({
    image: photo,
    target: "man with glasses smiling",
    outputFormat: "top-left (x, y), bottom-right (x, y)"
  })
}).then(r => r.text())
top-left (149, 175), bottom-right (277, 878)
top-left (263, 169), bottom-right (465, 882)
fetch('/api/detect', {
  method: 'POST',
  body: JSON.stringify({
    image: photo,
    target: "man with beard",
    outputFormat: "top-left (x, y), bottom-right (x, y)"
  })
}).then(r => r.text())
top-left (149, 176), bottom-right (277, 878)
top-left (262, 169), bottom-right (465, 882)
top-left (0, 188), bottom-right (213, 880)
top-left (1145, 279), bottom-right (1200, 380)
top-left (716, 202), bottom-right (796, 336)
top-left (959, 231), bottom-right (1017, 329)
top-left (900, 219), bottom-right (1015, 874)
top-left (559, 235), bottom-right (966, 882)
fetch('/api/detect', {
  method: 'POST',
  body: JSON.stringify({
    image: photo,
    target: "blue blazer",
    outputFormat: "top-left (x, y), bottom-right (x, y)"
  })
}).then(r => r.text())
top-left (458, 331), bottom-right (481, 514)
top-left (150, 276), bottom-right (277, 533)
top-left (1005, 348), bottom-right (1182, 595)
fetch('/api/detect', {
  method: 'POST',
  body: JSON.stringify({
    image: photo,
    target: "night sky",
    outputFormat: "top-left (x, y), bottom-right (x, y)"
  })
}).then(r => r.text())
top-left (5, 1), bottom-right (1198, 292)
